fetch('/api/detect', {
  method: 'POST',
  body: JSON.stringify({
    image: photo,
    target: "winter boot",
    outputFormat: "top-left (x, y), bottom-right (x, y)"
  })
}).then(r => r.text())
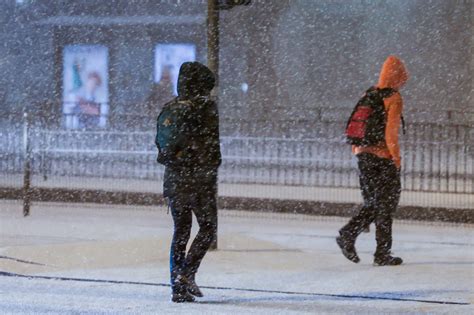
top-left (171, 290), bottom-right (195, 303)
top-left (182, 276), bottom-right (203, 297)
top-left (336, 236), bottom-right (360, 263)
top-left (373, 255), bottom-right (403, 266)
top-left (171, 275), bottom-right (195, 303)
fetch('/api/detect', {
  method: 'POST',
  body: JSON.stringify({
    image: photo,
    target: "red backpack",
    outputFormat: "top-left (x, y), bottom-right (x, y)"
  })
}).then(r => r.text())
top-left (345, 87), bottom-right (398, 146)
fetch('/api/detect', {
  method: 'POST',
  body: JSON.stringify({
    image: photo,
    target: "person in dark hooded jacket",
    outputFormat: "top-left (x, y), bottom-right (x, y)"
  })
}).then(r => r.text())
top-left (155, 62), bottom-right (221, 303)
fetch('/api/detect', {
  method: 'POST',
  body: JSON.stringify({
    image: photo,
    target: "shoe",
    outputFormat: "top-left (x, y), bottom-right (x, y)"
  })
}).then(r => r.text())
top-left (336, 236), bottom-right (360, 263)
top-left (171, 275), bottom-right (196, 303)
top-left (171, 291), bottom-right (195, 303)
top-left (373, 255), bottom-right (403, 266)
top-left (183, 277), bottom-right (203, 298)
top-left (175, 274), bottom-right (203, 298)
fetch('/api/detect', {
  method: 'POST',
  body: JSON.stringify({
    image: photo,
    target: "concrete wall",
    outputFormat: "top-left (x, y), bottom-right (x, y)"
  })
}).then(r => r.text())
top-left (1, 0), bottom-right (472, 135)
top-left (0, 0), bottom-right (207, 116)
top-left (218, 0), bottom-right (473, 137)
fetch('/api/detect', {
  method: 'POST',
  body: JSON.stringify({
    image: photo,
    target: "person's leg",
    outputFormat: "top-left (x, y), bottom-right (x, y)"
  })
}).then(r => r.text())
top-left (373, 160), bottom-right (402, 265)
top-left (183, 183), bottom-right (217, 280)
top-left (339, 206), bottom-right (375, 240)
top-left (337, 154), bottom-right (378, 262)
top-left (169, 194), bottom-right (193, 297)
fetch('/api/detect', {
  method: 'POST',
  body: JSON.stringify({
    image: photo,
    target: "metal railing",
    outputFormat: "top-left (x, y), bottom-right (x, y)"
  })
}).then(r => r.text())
top-left (1, 119), bottom-right (472, 194)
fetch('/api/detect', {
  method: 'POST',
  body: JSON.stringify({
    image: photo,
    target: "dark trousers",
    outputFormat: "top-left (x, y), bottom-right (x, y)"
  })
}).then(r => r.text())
top-left (168, 178), bottom-right (217, 292)
top-left (339, 153), bottom-right (401, 257)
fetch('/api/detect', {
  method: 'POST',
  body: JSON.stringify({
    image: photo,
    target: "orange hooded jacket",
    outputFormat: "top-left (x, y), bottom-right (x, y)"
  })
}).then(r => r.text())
top-left (353, 55), bottom-right (409, 168)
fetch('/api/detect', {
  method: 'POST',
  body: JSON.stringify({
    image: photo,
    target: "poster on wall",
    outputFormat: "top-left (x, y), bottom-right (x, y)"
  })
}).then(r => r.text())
top-left (154, 44), bottom-right (196, 99)
top-left (62, 45), bottom-right (109, 129)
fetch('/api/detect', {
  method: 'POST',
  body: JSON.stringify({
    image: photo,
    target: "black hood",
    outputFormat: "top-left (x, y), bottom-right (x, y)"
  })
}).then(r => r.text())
top-left (177, 62), bottom-right (215, 99)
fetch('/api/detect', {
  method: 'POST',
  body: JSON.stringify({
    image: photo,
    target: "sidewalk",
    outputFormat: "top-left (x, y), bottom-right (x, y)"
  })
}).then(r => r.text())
top-left (1, 174), bottom-right (473, 210)
top-left (0, 201), bottom-right (472, 314)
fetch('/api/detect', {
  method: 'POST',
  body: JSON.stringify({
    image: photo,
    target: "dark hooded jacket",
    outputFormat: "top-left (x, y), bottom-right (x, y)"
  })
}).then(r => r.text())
top-left (159, 62), bottom-right (221, 197)
top-left (177, 62), bottom-right (215, 99)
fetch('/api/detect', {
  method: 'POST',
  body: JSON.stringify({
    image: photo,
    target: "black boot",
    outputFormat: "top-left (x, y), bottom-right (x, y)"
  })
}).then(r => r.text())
top-left (182, 276), bottom-right (203, 297)
top-left (373, 255), bottom-right (403, 266)
top-left (171, 290), bottom-right (195, 303)
top-left (336, 236), bottom-right (360, 263)
top-left (171, 276), bottom-right (195, 303)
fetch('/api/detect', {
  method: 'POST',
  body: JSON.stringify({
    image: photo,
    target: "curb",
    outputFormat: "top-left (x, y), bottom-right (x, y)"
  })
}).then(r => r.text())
top-left (1, 187), bottom-right (472, 223)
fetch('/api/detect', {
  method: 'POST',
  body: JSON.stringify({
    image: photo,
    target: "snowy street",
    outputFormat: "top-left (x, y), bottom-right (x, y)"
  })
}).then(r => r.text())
top-left (1, 200), bottom-right (472, 314)
top-left (1, 0), bottom-right (472, 314)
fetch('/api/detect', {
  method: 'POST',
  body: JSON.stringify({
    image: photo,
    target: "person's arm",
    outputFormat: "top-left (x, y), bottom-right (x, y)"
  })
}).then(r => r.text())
top-left (384, 93), bottom-right (403, 169)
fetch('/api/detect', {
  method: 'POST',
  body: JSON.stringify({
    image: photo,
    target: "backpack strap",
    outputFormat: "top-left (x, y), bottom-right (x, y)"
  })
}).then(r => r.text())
top-left (366, 86), bottom-right (378, 93)
top-left (176, 100), bottom-right (194, 107)
top-left (401, 115), bottom-right (406, 135)
top-left (377, 87), bottom-right (398, 98)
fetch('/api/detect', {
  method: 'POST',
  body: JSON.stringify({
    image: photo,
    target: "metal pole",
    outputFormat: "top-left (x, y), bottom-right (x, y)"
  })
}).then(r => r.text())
top-left (207, 0), bottom-right (219, 250)
top-left (208, 0), bottom-right (220, 98)
top-left (23, 112), bottom-right (31, 217)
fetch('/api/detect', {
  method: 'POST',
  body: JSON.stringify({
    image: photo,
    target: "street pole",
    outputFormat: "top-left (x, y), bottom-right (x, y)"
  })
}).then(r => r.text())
top-left (207, 0), bottom-right (219, 250)
top-left (23, 112), bottom-right (31, 217)
top-left (207, 0), bottom-right (219, 98)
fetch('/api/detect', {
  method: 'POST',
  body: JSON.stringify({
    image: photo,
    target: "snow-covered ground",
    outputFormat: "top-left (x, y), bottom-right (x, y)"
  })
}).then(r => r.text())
top-left (0, 200), bottom-right (473, 314)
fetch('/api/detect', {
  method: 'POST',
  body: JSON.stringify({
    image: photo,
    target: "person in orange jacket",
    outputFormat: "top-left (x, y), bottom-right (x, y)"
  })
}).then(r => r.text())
top-left (337, 55), bottom-right (409, 266)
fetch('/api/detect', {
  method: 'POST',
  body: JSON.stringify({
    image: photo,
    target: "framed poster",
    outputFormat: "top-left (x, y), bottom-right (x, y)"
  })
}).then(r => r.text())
top-left (62, 45), bottom-right (109, 129)
top-left (154, 44), bottom-right (196, 96)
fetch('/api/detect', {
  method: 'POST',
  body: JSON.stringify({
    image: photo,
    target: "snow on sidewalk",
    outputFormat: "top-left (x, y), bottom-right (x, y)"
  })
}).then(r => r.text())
top-left (0, 200), bottom-right (473, 314)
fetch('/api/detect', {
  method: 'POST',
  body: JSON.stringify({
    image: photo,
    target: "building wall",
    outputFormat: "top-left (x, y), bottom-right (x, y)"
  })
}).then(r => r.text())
top-left (218, 0), bottom-right (473, 137)
top-left (1, 0), bottom-right (472, 135)
top-left (0, 0), bottom-right (207, 117)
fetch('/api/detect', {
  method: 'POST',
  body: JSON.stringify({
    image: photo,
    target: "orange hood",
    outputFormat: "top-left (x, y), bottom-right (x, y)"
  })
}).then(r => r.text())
top-left (377, 55), bottom-right (409, 90)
